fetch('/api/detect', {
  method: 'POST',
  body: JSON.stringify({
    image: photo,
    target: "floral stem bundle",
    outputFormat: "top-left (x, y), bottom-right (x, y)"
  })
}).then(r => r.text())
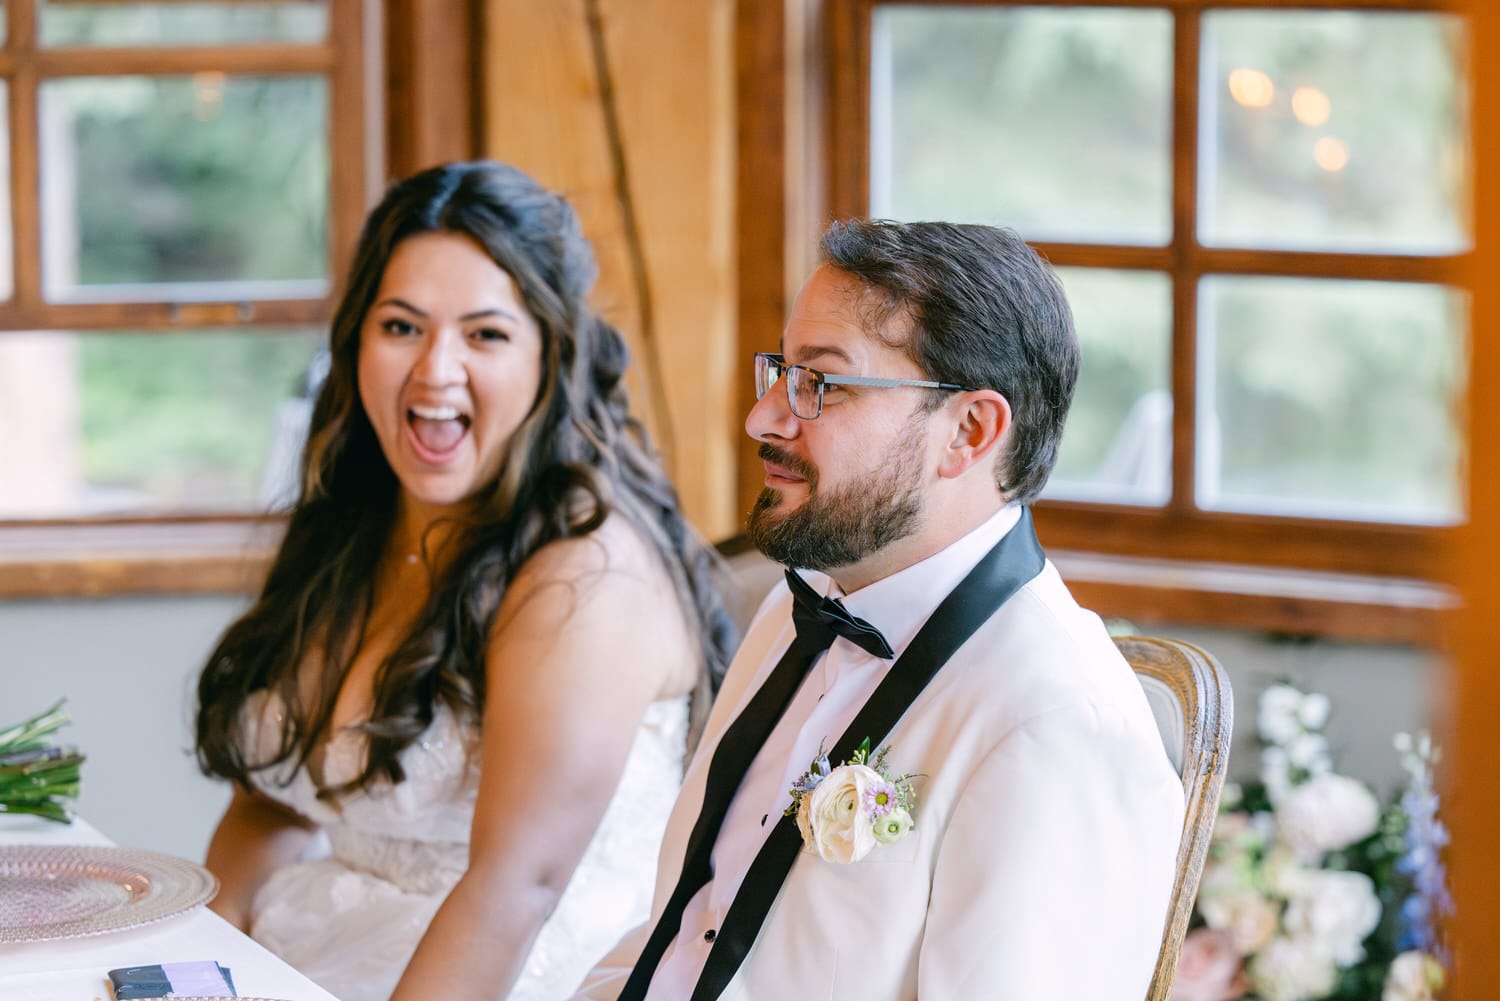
top-left (0, 699), bottom-right (84, 823)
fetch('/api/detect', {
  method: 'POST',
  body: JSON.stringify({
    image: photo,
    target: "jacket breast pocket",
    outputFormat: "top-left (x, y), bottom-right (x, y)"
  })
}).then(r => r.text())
top-left (858, 821), bottom-right (923, 864)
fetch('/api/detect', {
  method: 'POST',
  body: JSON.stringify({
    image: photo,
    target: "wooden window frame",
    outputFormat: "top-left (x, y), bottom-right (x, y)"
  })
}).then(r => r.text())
top-left (0, 0), bottom-right (482, 599)
top-left (737, 0), bottom-right (1465, 645)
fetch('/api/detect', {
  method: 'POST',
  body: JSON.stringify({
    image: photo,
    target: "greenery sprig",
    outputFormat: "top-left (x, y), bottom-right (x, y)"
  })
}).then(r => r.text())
top-left (0, 699), bottom-right (84, 823)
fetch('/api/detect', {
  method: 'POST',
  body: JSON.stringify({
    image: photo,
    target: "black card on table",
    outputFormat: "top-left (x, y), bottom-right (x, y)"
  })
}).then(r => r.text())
top-left (107, 961), bottom-right (236, 998)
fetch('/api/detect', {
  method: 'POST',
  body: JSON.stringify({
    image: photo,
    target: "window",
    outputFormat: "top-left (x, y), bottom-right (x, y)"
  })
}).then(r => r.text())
top-left (0, 0), bottom-right (380, 594)
top-left (805, 0), bottom-right (1468, 638)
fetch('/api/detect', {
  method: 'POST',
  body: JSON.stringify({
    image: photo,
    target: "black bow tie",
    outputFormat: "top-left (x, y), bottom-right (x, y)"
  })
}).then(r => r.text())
top-left (784, 569), bottom-right (895, 660)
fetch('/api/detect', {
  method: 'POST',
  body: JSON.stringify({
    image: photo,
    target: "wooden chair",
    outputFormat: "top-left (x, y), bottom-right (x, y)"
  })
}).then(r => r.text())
top-left (1115, 636), bottom-right (1234, 1001)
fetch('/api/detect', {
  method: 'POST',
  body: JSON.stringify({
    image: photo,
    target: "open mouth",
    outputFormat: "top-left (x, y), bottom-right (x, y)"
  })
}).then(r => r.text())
top-left (406, 404), bottom-right (471, 463)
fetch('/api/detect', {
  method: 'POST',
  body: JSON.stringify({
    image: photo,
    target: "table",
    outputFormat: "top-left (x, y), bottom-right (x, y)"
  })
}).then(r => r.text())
top-left (0, 814), bottom-right (340, 1001)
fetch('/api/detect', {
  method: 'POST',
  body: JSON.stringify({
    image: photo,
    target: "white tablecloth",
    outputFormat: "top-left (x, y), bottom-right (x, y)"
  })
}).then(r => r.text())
top-left (0, 814), bottom-right (340, 1001)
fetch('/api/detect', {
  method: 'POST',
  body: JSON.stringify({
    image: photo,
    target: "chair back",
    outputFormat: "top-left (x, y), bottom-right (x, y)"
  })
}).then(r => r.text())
top-left (1116, 636), bottom-right (1234, 1001)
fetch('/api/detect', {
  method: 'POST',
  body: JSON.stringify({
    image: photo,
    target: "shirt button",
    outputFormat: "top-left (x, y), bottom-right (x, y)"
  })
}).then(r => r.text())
top-left (761, 814), bottom-right (768, 826)
top-left (704, 929), bottom-right (717, 942)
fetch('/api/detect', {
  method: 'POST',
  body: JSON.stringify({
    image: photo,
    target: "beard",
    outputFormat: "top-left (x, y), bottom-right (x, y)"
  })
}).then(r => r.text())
top-left (747, 412), bottom-right (928, 571)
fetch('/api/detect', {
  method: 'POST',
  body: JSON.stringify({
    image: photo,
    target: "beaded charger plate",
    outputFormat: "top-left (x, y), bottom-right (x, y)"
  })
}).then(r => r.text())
top-left (0, 845), bottom-right (218, 943)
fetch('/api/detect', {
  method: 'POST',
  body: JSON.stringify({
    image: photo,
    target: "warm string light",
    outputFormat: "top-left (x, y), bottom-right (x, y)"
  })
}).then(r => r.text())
top-left (1292, 86), bottom-right (1332, 126)
top-left (1228, 67), bottom-right (1274, 108)
top-left (193, 71), bottom-right (226, 122)
top-left (1314, 137), bottom-right (1350, 173)
top-left (1228, 71), bottom-right (1347, 173)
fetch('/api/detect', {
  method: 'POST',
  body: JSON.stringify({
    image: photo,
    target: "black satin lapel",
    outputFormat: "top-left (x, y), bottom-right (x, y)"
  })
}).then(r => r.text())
top-left (688, 508), bottom-right (1048, 1001)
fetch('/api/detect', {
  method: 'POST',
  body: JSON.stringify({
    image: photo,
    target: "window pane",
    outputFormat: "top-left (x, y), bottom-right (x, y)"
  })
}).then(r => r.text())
top-left (39, 75), bottom-right (329, 299)
top-left (1199, 277), bottom-right (1465, 524)
top-left (871, 5), bottom-right (1171, 244)
top-left (41, 0), bottom-right (326, 47)
top-left (0, 328), bottom-right (323, 518)
top-left (1045, 268), bottom-right (1172, 505)
top-left (1201, 11), bottom-right (1468, 253)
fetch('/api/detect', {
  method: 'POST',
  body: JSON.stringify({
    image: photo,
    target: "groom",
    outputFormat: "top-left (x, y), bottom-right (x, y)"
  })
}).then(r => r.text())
top-left (572, 220), bottom-right (1184, 1000)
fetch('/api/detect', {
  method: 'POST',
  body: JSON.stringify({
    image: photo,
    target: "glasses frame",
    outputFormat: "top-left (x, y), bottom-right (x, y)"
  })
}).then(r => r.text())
top-left (754, 351), bottom-right (979, 420)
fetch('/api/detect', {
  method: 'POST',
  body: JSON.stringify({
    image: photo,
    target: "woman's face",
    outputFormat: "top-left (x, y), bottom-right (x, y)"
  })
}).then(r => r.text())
top-left (357, 231), bottom-right (544, 519)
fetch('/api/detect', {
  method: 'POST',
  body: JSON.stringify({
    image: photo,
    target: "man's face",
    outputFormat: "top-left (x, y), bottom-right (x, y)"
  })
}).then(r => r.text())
top-left (745, 265), bottom-right (941, 571)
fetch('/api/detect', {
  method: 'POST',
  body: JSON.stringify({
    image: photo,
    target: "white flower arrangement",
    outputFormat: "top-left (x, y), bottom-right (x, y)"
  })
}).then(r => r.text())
top-left (786, 739), bottom-right (917, 864)
top-left (1171, 683), bottom-right (1451, 1001)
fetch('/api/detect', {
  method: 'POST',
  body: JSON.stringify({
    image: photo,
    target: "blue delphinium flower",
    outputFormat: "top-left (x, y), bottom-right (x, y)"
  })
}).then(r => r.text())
top-left (790, 749), bottom-right (833, 797)
top-left (1393, 731), bottom-right (1453, 965)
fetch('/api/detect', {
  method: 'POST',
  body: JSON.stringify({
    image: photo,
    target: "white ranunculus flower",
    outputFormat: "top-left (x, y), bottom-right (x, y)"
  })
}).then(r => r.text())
top-left (1281, 869), bottom-right (1381, 966)
top-left (1259, 685), bottom-right (1306, 746)
top-left (1198, 885), bottom-right (1279, 954)
top-left (1248, 936), bottom-right (1340, 1001)
top-left (872, 807), bottom-right (913, 845)
top-left (1383, 950), bottom-right (1445, 1001)
top-left (1304, 750), bottom-right (1333, 777)
top-left (1262, 747), bottom-right (1294, 806)
top-left (1286, 732), bottom-right (1330, 771)
top-left (1298, 692), bottom-right (1332, 730)
top-left (1276, 772), bottom-right (1382, 860)
top-left (804, 763), bottom-right (880, 863)
top-left (1259, 844), bottom-right (1309, 898)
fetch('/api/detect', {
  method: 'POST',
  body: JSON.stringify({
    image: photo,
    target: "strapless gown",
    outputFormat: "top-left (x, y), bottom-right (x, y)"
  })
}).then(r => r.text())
top-left (240, 692), bottom-right (687, 1001)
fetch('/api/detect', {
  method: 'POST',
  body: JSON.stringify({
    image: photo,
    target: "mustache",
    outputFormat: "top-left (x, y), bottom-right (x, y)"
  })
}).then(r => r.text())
top-left (758, 443), bottom-right (817, 484)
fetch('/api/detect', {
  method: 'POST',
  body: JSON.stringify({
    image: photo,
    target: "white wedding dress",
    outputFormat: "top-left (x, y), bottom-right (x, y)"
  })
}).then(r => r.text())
top-left (239, 691), bottom-right (687, 1001)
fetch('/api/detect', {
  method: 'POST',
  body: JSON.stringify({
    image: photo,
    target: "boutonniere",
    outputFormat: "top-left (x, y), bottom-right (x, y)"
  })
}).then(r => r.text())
top-left (785, 738), bottom-right (917, 863)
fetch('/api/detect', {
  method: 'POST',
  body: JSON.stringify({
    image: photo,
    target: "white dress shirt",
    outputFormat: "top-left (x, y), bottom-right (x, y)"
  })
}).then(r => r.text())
top-left (642, 505), bottom-right (1023, 1000)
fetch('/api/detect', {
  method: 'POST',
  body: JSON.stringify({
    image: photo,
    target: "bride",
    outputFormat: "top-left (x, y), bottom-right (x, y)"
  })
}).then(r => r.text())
top-left (193, 161), bottom-right (735, 1001)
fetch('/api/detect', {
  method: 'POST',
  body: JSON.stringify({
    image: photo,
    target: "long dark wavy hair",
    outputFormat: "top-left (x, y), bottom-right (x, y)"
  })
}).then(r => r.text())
top-left (196, 161), bottom-right (736, 796)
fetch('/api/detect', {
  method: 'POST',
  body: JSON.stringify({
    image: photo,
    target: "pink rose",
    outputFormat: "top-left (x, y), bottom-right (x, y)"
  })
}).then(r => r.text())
top-left (1172, 928), bottom-right (1250, 1001)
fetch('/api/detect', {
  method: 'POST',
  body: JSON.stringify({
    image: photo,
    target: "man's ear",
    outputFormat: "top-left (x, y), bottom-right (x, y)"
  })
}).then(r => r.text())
top-left (937, 390), bottom-right (1011, 480)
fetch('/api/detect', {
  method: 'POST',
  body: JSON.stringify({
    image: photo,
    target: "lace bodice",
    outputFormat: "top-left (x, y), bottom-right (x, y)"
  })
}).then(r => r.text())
top-left (240, 691), bottom-right (687, 1001)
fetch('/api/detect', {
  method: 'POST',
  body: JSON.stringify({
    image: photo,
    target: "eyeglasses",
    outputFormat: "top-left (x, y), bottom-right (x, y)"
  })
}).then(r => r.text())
top-left (754, 352), bottom-right (978, 421)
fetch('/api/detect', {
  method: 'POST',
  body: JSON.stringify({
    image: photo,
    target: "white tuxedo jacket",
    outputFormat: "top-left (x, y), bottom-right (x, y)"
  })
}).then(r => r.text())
top-left (575, 559), bottom-right (1184, 1001)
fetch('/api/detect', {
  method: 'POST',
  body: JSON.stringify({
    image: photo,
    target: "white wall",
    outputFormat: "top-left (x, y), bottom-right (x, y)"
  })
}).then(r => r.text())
top-left (1153, 624), bottom-right (1446, 797)
top-left (0, 595), bottom-right (243, 859)
top-left (0, 593), bottom-right (1443, 861)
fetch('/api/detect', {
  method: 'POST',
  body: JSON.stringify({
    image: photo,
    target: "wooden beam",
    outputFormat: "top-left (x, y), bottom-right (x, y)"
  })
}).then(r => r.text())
top-left (0, 298), bottom-right (329, 332)
top-left (24, 44), bottom-right (333, 76)
top-left (0, 520), bottom-right (277, 598)
top-left (734, 0), bottom-right (788, 523)
top-left (385, 0), bottom-right (481, 180)
top-left (1032, 503), bottom-right (1452, 582)
top-left (480, 0), bottom-right (737, 538)
top-left (8, 0), bottom-right (39, 313)
top-left (1055, 550), bottom-right (1453, 649)
top-left (1452, 0), bottom-right (1499, 991)
top-left (327, 0), bottom-right (379, 280)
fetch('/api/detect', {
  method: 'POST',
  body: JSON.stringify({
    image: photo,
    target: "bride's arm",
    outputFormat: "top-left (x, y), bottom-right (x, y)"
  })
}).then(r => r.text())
top-left (204, 787), bottom-right (318, 931)
top-left (390, 520), bottom-right (696, 1001)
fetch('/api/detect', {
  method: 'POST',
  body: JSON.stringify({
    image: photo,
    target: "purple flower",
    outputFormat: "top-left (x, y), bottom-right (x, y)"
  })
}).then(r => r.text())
top-left (1394, 732), bottom-right (1453, 964)
top-left (863, 780), bottom-right (898, 818)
